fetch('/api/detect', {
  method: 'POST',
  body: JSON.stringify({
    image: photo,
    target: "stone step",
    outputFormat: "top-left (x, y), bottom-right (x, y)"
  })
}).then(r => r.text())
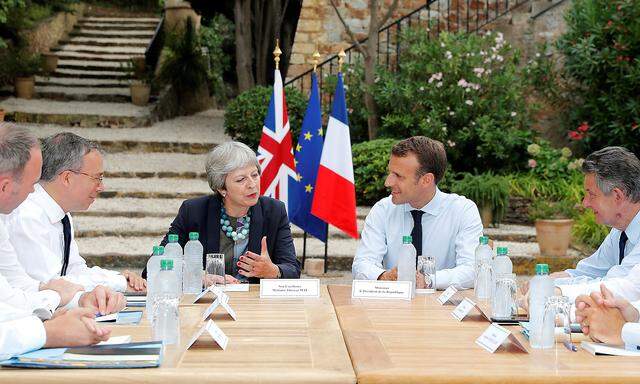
top-left (33, 85), bottom-right (131, 103)
top-left (103, 152), bottom-right (207, 175)
top-left (75, 22), bottom-right (160, 31)
top-left (77, 197), bottom-right (185, 218)
top-left (54, 51), bottom-right (135, 62)
top-left (49, 68), bottom-right (131, 79)
top-left (61, 37), bottom-right (150, 47)
top-left (70, 29), bottom-right (155, 39)
top-left (57, 59), bottom-right (131, 71)
top-left (1, 98), bottom-right (151, 127)
top-left (53, 44), bottom-right (146, 55)
top-left (100, 177), bottom-right (210, 199)
top-left (80, 17), bottom-right (160, 23)
top-left (36, 76), bottom-right (129, 88)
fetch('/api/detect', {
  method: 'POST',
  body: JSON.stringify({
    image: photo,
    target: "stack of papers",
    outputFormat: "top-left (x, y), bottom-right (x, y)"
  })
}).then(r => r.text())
top-left (95, 311), bottom-right (143, 325)
top-left (125, 293), bottom-right (146, 308)
top-left (1, 341), bottom-right (163, 368)
top-left (581, 341), bottom-right (640, 356)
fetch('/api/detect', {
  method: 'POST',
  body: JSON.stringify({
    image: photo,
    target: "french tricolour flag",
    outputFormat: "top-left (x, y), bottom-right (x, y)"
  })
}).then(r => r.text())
top-left (311, 72), bottom-right (358, 239)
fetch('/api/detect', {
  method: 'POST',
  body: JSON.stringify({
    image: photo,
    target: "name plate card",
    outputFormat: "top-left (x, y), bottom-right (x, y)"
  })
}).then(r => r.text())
top-left (260, 279), bottom-right (320, 298)
top-left (201, 294), bottom-right (237, 321)
top-left (351, 280), bottom-right (412, 300)
top-left (192, 285), bottom-right (225, 304)
top-left (475, 323), bottom-right (527, 354)
top-left (437, 285), bottom-right (458, 305)
top-left (451, 297), bottom-right (477, 321)
top-left (187, 319), bottom-right (228, 350)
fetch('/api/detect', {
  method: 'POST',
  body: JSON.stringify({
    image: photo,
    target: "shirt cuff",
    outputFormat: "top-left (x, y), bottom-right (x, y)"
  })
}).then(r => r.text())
top-left (34, 290), bottom-right (62, 313)
top-left (63, 291), bottom-right (85, 310)
top-left (24, 315), bottom-right (47, 353)
top-left (622, 322), bottom-right (640, 349)
top-left (354, 265), bottom-right (386, 281)
top-left (114, 275), bottom-right (128, 292)
top-left (557, 284), bottom-right (586, 302)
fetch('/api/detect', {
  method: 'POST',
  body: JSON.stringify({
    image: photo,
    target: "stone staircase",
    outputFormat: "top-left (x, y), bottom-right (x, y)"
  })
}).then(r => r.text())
top-left (1, 14), bottom-right (160, 127)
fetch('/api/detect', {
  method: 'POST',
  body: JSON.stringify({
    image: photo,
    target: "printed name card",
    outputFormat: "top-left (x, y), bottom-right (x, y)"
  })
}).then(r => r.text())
top-left (351, 280), bottom-right (412, 300)
top-left (475, 323), bottom-right (528, 354)
top-left (260, 279), bottom-right (320, 298)
top-left (187, 319), bottom-right (228, 350)
top-left (192, 285), bottom-right (226, 304)
top-left (201, 295), bottom-right (237, 321)
top-left (437, 285), bottom-right (458, 305)
top-left (451, 297), bottom-right (477, 321)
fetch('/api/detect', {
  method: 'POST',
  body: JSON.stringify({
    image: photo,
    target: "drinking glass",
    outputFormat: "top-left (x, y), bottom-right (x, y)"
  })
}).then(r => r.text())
top-left (491, 273), bottom-right (517, 319)
top-left (417, 255), bottom-right (436, 293)
top-left (541, 295), bottom-right (572, 349)
top-left (205, 253), bottom-right (225, 289)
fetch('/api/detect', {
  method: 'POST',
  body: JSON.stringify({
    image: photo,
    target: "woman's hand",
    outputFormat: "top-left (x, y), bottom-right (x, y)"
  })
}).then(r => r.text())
top-left (237, 236), bottom-right (279, 279)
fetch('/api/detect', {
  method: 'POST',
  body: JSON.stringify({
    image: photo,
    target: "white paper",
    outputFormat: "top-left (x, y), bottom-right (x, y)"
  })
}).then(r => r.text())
top-left (476, 323), bottom-right (511, 353)
top-left (351, 280), bottom-right (412, 300)
top-left (451, 297), bottom-right (476, 321)
top-left (95, 313), bottom-right (118, 322)
top-left (125, 296), bottom-right (146, 302)
top-left (186, 320), bottom-right (228, 350)
top-left (437, 285), bottom-right (458, 305)
top-left (192, 285), bottom-right (225, 304)
top-left (224, 284), bottom-right (250, 292)
top-left (201, 297), bottom-right (237, 321)
top-left (260, 279), bottom-right (320, 298)
top-left (97, 335), bottom-right (132, 345)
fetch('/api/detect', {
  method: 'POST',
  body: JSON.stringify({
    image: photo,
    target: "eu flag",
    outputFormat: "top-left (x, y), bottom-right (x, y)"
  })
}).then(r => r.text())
top-left (290, 72), bottom-right (328, 242)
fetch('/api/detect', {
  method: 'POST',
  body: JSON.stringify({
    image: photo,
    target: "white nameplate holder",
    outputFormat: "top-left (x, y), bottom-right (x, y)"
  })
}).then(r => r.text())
top-left (192, 285), bottom-right (225, 304)
top-left (202, 292), bottom-right (236, 321)
top-left (260, 279), bottom-right (320, 298)
top-left (475, 323), bottom-right (528, 354)
top-left (437, 285), bottom-right (458, 305)
top-left (187, 319), bottom-right (228, 350)
top-left (451, 297), bottom-right (491, 322)
top-left (351, 280), bottom-right (412, 300)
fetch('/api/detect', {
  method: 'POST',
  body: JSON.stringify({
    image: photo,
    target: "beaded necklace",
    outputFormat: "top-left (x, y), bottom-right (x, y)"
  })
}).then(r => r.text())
top-left (220, 205), bottom-right (251, 242)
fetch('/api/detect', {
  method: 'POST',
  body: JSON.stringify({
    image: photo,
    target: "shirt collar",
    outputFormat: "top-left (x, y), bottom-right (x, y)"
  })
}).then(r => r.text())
top-left (32, 183), bottom-right (66, 224)
top-left (403, 187), bottom-right (445, 216)
top-left (625, 208), bottom-right (640, 244)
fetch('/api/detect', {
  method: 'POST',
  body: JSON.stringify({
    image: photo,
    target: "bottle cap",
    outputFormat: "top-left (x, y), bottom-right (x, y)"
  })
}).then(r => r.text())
top-left (152, 246), bottom-right (160, 255)
top-left (402, 235), bottom-right (412, 244)
top-left (479, 236), bottom-right (489, 245)
top-left (535, 263), bottom-right (549, 275)
top-left (189, 232), bottom-right (199, 240)
top-left (168, 234), bottom-right (179, 243)
top-left (158, 245), bottom-right (165, 255)
top-left (496, 246), bottom-right (508, 256)
top-left (160, 259), bottom-right (174, 270)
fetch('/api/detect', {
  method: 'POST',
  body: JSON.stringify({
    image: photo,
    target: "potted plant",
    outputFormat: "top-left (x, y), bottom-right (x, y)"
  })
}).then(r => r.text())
top-left (42, 51), bottom-right (58, 73)
top-left (0, 108), bottom-right (5, 121)
top-left (4, 47), bottom-right (42, 99)
top-left (450, 172), bottom-right (510, 227)
top-left (528, 199), bottom-right (577, 257)
top-left (125, 57), bottom-right (153, 106)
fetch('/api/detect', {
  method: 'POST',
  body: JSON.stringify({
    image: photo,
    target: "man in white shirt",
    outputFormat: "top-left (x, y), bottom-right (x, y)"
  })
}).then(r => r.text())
top-left (553, 147), bottom-right (640, 287)
top-left (352, 136), bottom-right (483, 289)
top-left (5, 132), bottom-right (145, 292)
top-left (0, 123), bottom-right (112, 359)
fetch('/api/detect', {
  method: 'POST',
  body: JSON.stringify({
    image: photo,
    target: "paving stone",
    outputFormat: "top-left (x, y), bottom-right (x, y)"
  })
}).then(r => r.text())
top-left (101, 177), bottom-right (211, 199)
top-left (54, 44), bottom-right (146, 54)
top-left (80, 17), bottom-right (160, 23)
top-left (35, 76), bottom-right (129, 87)
top-left (73, 29), bottom-right (155, 37)
top-left (65, 36), bottom-right (150, 46)
top-left (57, 59), bottom-right (129, 69)
top-left (54, 51), bottom-right (135, 61)
top-left (52, 68), bottom-right (130, 78)
top-left (1, 98), bottom-right (149, 117)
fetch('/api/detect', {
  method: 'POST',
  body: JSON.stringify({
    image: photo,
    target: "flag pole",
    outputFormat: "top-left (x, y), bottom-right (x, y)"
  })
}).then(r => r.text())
top-left (273, 39), bottom-right (281, 70)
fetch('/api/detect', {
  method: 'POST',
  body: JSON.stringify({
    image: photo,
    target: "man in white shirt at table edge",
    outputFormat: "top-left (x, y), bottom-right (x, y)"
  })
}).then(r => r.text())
top-left (0, 123), bottom-right (115, 359)
top-left (4, 132), bottom-right (145, 293)
top-left (352, 136), bottom-right (483, 290)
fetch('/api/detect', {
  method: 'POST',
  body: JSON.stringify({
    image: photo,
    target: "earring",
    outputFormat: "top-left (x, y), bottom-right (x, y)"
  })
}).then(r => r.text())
top-left (221, 191), bottom-right (226, 198)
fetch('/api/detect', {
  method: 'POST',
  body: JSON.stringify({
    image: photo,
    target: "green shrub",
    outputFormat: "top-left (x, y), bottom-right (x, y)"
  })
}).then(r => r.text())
top-left (0, 46), bottom-right (41, 80)
top-left (352, 138), bottom-right (397, 205)
top-left (556, 0), bottom-right (640, 153)
top-left (370, 29), bottom-right (534, 173)
top-left (158, 18), bottom-right (208, 92)
top-left (528, 199), bottom-right (579, 221)
top-left (224, 85), bottom-right (308, 151)
top-left (573, 209), bottom-right (610, 250)
top-left (450, 172), bottom-right (510, 224)
top-left (524, 141), bottom-right (584, 181)
top-left (200, 14), bottom-right (234, 102)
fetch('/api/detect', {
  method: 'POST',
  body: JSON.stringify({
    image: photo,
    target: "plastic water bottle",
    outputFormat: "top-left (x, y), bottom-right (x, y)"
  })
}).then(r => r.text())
top-left (145, 245), bottom-right (164, 321)
top-left (164, 234), bottom-right (183, 295)
top-left (474, 236), bottom-right (492, 291)
top-left (183, 232), bottom-right (204, 294)
top-left (152, 259), bottom-right (180, 346)
top-left (397, 235), bottom-right (416, 299)
top-left (529, 263), bottom-right (554, 348)
top-left (493, 246), bottom-right (512, 276)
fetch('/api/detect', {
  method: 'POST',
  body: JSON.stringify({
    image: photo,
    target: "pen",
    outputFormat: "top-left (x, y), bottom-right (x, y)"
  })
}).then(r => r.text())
top-left (563, 340), bottom-right (578, 352)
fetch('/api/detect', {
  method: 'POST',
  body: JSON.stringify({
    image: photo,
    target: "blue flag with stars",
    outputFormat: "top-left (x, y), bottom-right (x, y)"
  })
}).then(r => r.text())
top-left (290, 72), bottom-right (328, 242)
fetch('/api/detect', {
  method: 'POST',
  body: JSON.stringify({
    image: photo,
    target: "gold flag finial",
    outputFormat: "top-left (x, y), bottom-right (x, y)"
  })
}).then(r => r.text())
top-left (338, 49), bottom-right (346, 72)
top-left (273, 39), bottom-right (282, 70)
top-left (312, 45), bottom-right (321, 72)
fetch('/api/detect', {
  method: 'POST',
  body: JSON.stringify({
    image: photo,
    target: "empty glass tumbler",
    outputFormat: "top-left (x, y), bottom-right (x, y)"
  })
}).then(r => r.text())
top-left (205, 253), bottom-right (226, 289)
top-left (540, 295), bottom-right (572, 349)
top-left (491, 273), bottom-right (517, 319)
top-left (417, 255), bottom-right (436, 293)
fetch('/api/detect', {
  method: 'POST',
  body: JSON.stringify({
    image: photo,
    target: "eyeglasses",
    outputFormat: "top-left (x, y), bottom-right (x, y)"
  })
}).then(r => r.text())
top-left (70, 171), bottom-right (104, 185)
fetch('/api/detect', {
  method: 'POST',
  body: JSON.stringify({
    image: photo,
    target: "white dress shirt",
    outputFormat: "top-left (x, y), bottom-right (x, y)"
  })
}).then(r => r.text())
top-left (5, 184), bottom-right (127, 292)
top-left (0, 303), bottom-right (46, 360)
top-left (352, 188), bottom-right (483, 289)
top-left (621, 301), bottom-right (640, 349)
top-left (0, 219), bottom-right (61, 313)
top-left (555, 209), bottom-right (640, 288)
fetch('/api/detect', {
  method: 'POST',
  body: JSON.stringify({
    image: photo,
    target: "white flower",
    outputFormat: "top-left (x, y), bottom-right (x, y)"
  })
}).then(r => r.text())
top-left (496, 55), bottom-right (504, 62)
top-left (484, 58), bottom-right (492, 64)
top-left (457, 78), bottom-right (468, 87)
top-left (465, 100), bottom-right (473, 106)
top-left (449, 111), bottom-right (455, 116)
top-left (374, 77), bottom-right (380, 83)
top-left (442, 126), bottom-right (447, 133)
top-left (428, 72), bottom-right (443, 84)
top-left (472, 83), bottom-right (481, 90)
top-left (440, 42), bottom-right (445, 48)
top-left (419, 86), bottom-right (425, 91)
top-left (471, 121), bottom-right (476, 126)
top-left (436, 81), bottom-right (443, 88)
top-left (445, 51), bottom-right (453, 60)
top-left (465, 88), bottom-right (471, 92)
top-left (343, 85), bottom-right (349, 90)
top-left (536, 52), bottom-right (541, 58)
top-left (446, 106), bottom-right (450, 111)
top-left (511, 111), bottom-right (517, 117)
top-left (447, 140), bottom-right (456, 147)
top-left (486, 31), bottom-right (492, 36)
top-left (480, 50), bottom-right (486, 56)
top-left (426, 118), bottom-right (431, 123)
top-left (473, 67), bottom-right (485, 77)
top-left (486, 69), bottom-right (492, 75)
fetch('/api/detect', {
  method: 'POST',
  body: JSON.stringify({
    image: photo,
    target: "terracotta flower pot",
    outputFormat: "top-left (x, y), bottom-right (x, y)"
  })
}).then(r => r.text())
top-left (535, 219), bottom-right (574, 257)
top-left (0, 109), bottom-right (5, 122)
top-left (15, 76), bottom-right (35, 99)
top-left (480, 205), bottom-right (494, 228)
top-left (130, 81), bottom-right (151, 106)
top-left (42, 52), bottom-right (58, 73)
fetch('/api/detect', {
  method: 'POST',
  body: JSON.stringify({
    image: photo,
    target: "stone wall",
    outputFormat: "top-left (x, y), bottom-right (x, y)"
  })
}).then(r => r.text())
top-left (22, 3), bottom-right (87, 54)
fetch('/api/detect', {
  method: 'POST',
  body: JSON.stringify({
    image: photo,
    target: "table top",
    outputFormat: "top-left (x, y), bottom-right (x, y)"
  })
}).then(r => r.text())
top-left (1, 285), bottom-right (356, 384)
top-left (328, 284), bottom-right (640, 384)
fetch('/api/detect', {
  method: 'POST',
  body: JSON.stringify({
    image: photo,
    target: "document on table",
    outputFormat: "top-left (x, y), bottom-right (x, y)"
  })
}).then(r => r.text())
top-left (581, 341), bottom-right (640, 356)
top-left (95, 311), bottom-right (143, 325)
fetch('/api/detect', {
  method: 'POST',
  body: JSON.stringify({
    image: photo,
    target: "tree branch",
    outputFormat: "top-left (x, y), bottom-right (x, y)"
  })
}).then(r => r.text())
top-left (328, 0), bottom-right (366, 55)
top-left (378, 0), bottom-right (400, 30)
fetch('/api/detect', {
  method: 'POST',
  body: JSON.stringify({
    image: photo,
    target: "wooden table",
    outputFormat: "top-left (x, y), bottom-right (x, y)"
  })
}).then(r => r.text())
top-left (328, 284), bottom-right (640, 384)
top-left (1, 285), bottom-right (355, 384)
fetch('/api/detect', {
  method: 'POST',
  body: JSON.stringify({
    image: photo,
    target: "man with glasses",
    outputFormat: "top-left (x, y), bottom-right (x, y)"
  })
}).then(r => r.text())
top-left (4, 132), bottom-right (145, 293)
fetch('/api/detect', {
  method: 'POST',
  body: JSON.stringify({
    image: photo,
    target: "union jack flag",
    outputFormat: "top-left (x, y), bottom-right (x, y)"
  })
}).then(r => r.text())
top-left (257, 69), bottom-right (298, 215)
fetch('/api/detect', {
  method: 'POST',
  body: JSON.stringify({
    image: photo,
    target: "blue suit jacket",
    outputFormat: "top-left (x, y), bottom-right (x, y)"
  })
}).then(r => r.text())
top-left (144, 195), bottom-right (300, 282)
